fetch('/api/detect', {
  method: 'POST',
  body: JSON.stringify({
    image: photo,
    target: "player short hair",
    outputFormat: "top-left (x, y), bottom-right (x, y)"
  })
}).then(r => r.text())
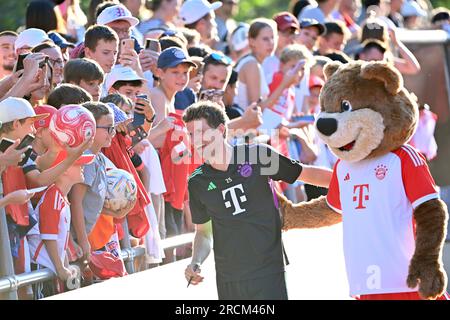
top-left (64, 58), bottom-right (104, 84)
top-left (183, 101), bottom-right (229, 134)
top-left (47, 83), bottom-right (93, 109)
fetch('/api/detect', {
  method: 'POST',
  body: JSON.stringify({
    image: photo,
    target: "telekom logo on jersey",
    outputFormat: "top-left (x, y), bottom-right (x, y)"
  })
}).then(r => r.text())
top-left (353, 184), bottom-right (370, 210)
top-left (222, 184), bottom-right (247, 215)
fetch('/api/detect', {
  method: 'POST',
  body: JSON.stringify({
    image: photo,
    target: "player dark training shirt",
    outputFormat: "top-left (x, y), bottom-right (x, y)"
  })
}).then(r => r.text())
top-left (188, 144), bottom-right (303, 282)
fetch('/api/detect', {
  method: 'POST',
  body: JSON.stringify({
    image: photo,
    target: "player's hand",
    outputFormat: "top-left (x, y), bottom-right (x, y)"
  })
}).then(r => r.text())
top-left (185, 263), bottom-right (203, 285)
top-left (79, 238), bottom-right (91, 263)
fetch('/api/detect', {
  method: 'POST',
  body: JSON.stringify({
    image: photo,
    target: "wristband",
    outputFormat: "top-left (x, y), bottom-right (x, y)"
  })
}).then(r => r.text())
top-left (145, 114), bottom-right (156, 123)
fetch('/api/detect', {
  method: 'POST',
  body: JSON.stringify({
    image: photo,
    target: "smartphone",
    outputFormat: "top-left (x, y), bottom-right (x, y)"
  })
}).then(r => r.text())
top-left (0, 138), bottom-right (15, 152)
top-left (199, 89), bottom-right (214, 101)
top-left (39, 56), bottom-right (49, 69)
top-left (145, 38), bottom-right (161, 53)
top-left (212, 90), bottom-right (224, 103)
top-left (121, 39), bottom-right (135, 52)
top-left (133, 94), bottom-right (147, 127)
top-left (292, 115), bottom-right (315, 122)
top-left (127, 125), bottom-right (148, 148)
top-left (14, 53), bottom-right (28, 73)
top-left (17, 134), bottom-right (35, 150)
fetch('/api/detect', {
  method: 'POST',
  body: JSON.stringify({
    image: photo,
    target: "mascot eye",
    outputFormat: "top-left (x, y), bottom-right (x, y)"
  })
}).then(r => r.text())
top-left (341, 100), bottom-right (352, 112)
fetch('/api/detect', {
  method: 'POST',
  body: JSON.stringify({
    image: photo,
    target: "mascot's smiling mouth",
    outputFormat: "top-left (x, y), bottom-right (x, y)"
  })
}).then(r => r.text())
top-left (338, 140), bottom-right (356, 151)
top-left (336, 129), bottom-right (362, 152)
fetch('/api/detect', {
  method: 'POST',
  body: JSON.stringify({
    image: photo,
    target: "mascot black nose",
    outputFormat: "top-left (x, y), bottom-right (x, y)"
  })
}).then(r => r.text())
top-left (316, 118), bottom-right (338, 136)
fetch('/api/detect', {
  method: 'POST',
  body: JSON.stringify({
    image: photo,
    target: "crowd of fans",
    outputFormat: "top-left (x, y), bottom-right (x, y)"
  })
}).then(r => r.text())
top-left (0, 0), bottom-right (447, 299)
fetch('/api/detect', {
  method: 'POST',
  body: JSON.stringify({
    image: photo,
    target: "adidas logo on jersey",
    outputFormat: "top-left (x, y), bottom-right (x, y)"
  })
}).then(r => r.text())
top-left (344, 173), bottom-right (350, 181)
top-left (207, 182), bottom-right (217, 191)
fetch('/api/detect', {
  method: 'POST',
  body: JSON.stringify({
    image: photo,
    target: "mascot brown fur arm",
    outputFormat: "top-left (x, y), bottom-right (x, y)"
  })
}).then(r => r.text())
top-left (407, 198), bottom-right (449, 299)
top-left (276, 191), bottom-right (342, 230)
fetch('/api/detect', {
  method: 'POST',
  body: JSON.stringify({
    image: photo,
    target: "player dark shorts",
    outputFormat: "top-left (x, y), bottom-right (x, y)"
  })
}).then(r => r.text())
top-left (216, 272), bottom-right (288, 300)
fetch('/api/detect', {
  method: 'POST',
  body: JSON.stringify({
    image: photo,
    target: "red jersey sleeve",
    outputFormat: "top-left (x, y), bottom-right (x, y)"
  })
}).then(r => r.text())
top-left (395, 145), bottom-right (439, 208)
top-left (326, 160), bottom-right (342, 214)
top-left (39, 187), bottom-right (62, 240)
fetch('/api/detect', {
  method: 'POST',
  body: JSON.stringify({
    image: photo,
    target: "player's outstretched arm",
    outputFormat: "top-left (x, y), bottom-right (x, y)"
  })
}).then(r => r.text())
top-left (297, 164), bottom-right (333, 188)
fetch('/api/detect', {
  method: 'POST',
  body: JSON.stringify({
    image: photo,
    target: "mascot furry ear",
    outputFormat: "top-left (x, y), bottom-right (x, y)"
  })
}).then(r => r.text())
top-left (323, 61), bottom-right (342, 80)
top-left (360, 62), bottom-right (403, 95)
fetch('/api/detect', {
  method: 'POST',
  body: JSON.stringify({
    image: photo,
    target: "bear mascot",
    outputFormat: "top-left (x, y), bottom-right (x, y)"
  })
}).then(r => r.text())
top-left (277, 60), bottom-right (449, 300)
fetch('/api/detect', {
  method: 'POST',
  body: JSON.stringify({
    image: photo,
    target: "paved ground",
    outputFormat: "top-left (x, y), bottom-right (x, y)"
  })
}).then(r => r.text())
top-left (47, 226), bottom-right (352, 300)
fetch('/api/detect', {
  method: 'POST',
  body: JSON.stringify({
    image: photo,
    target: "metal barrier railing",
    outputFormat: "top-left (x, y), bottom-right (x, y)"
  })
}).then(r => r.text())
top-left (0, 199), bottom-right (194, 298)
top-left (0, 233), bottom-right (194, 296)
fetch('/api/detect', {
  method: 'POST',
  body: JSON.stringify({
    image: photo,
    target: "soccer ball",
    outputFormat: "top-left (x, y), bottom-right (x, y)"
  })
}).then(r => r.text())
top-left (49, 104), bottom-right (96, 147)
top-left (104, 169), bottom-right (138, 214)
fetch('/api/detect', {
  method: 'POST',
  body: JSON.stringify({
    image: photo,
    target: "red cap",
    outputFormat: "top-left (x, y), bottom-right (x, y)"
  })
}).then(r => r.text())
top-left (89, 251), bottom-right (128, 280)
top-left (273, 12), bottom-right (300, 32)
top-left (51, 150), bottom-right (95, 168)
top-left (309, 75), bottom-right (325, 89)
top-left (34, 105), bottom-right (57, 130)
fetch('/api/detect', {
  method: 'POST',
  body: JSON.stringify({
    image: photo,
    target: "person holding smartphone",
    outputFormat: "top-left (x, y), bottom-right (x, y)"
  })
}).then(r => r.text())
top-left (0, 97), bottom-right (92, 299)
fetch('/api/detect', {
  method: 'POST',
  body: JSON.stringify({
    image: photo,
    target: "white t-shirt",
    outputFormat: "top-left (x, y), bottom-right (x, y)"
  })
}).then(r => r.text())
top-left (139, 142), bottom-right (166, 195)
top-left (262, 54), bottom-right (280, 86)
top-left (28, 185), bottom-right (71, 274)
top-left (326, 145), bottom-right (439, 296)
top-left (294, 67), bottom-right (310, 114)
top-left (234, 54), bottom-right (270, 110)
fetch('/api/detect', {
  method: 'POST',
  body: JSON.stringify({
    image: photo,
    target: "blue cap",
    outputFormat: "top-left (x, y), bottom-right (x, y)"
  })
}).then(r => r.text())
top-left (157, 47), bottom-right (197, 69)
top-left (48, 32), bottom-right (75, 49)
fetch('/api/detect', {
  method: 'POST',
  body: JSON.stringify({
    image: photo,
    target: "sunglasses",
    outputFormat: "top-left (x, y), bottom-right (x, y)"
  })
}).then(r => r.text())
top-left (96, 126), bottom-right (116, 135)
top-left (209, 52), bottom-right (232, 66)
top-left (160, 29), bottom-right (178, 38)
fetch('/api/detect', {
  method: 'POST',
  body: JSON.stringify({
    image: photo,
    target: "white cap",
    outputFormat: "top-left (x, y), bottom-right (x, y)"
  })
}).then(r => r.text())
top-left (15, 28), bottom-right (51, 50)
top-left (96, 4), bottom-right (139, 27)
top-left (0, 97), bottom-right (49, 124)
top-left (230, 23), bottom-right (249, 52)
top-left (105, 65), bottom-right (146, 92)
top-left (401, 1), bottom-right (427, 17)
top-left (180, 0), bottom-right (222, 25)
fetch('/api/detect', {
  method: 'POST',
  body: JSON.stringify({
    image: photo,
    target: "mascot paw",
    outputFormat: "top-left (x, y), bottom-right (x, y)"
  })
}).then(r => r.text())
top-left (407, 259), bottom-right (447, 300)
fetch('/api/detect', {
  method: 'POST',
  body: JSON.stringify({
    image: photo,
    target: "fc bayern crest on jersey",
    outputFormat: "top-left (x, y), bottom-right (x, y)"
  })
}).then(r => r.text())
top-left (238, 163), bottom-right (253, 178)
top-left (375, 164), bottom-right (388, 180)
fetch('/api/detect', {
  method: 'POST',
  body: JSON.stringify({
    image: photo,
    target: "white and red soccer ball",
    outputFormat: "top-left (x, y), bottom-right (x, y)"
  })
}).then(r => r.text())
top-left (49, 105), bottom-right (96, 147)
top-left (104, 168), bottom-right (138, 214)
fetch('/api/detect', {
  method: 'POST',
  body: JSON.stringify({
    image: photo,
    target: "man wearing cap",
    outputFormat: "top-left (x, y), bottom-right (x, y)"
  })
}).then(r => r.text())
top-left (0, 31), bottom-right (18, 80)
top-left (296, 18), bottom-right (326, 51)
top-left (14, 28), bottom-right (51, 56)
top-left (180, 0), bottom-right (223, 48)
top-left (401, 0), bottom-right (427, 29)
top-left (263, 12), bottom-right (300, 86)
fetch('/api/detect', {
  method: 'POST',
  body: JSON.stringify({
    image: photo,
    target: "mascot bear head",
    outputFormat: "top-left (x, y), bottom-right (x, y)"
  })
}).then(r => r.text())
top-left (315, 61), bottom-right (418, 162)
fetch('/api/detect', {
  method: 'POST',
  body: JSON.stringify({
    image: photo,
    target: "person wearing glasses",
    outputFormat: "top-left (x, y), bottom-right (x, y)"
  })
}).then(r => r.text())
top-left (69, 102), bottom-right (136, 263)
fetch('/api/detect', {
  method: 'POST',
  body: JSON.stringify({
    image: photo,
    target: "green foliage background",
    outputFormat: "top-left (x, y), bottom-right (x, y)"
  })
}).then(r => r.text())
top-left (0, 0), bottom-right (449, 31)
